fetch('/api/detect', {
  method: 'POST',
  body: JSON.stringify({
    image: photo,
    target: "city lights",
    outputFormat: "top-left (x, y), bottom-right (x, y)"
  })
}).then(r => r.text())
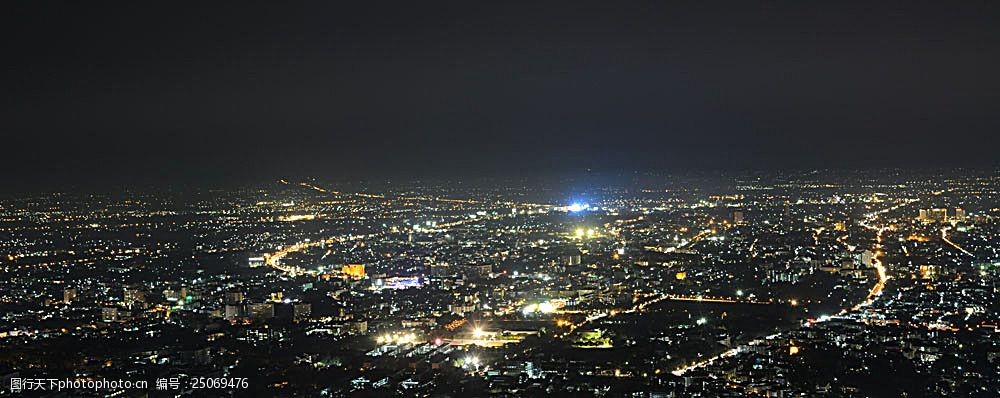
top-left (4, 2), bottom-right (998, 395)
top-left (522, 301), bottom-right (561, 315)
top-left (2, 171), bottom-right (996, 396)
top-left (376, 332), bottom-right (418, 345)
top-left (463, 355), bottom-right (480, 369)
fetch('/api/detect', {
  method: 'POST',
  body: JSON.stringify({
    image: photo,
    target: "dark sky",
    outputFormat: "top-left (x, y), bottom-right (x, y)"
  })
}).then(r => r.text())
top-left (3, 1), bottom-right (999, 189)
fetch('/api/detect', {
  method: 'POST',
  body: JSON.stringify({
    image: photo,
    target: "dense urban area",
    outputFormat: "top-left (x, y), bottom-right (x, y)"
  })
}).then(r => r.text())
top-left (1, 170), bottom-right (998, 397)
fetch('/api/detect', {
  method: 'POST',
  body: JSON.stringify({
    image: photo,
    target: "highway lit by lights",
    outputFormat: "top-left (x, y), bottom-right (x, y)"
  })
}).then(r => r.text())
top-left (671, 333), bottom-right (783, 376)
top-left (852, 225), bottom-right (888, 310)
top-left (287, 180), bottom-right (553, 208)
top-left (270, 180), bottom-right (959, 381)
top-left (941, 227), bottom-right (974, 257)
top-left (265, 237), bottom-right (345, 276)
top-left (265, 180), bottom-right (556, 277)
top-left (673, 198), bottom-right (919, 377)
top-left (566, 292), bottom-right (773, 336)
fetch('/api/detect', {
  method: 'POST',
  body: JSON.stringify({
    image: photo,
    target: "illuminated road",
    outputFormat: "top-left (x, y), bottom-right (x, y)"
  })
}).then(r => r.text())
top-left (673, 198), bottom-right (920, 377)
top-left (853, 226), bottom-right (888, 310)
top-left (287, 179), bottom-right (553, 208)
top-left (678, 227), bottom-right (717, 249)
top-left (265, 237), bottom-right (349, 276)
top-left (941, 228), bottom-right (974, 257)
top-left (264, 180), bottom-right (554, 277)
top-left (659, 294), bottom-right (771, 305)
top-left (565, 292), bottom-right (772, 336)
top-left (848, 197), bottom-right (923, 311)
top-left (671, 333), bottom-right (783, 376)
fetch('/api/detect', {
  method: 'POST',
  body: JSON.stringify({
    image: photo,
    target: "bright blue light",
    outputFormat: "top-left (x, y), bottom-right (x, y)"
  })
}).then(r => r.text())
top-left (567, 203), bottom-right (588, 212)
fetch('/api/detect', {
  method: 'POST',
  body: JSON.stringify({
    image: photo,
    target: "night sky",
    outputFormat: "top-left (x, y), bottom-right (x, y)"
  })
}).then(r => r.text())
top-left (3, 2), bottom-right (999, 190)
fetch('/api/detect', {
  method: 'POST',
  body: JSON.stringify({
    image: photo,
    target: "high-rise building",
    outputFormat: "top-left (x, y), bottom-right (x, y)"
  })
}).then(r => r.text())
top-left (345, 320), bottom-right (368, 334)
top-left (918, 208), bottom-right (949, 223)
top-left (561, 254), bottom-right (582, 266)
top-left (856, 250), bottom-right (875, 268)
top-left (929, 208), bottom-right (948, 222)
top-left (224, 304), bottom-right (242, 320)
top-left (732, 210), bottom-right (744, 225)
top-left (123, 286), bottom-right (146, 310)
top-left (954, 208), bottom-right (966, 222)
top-left (341, 264), bottom-right (366, 279)
top-left (249, 302), bottom-right (274, 319)
top-left (63, 287), bottom-right (77, 304)
top-left (293, 303), bottom-right (312, 322)
top-left (225, 291), bottom-right (245, 305)
top-left (462, 264), bottom-right (492, 279)
top-left (102, 307), bottom-right (119, 322)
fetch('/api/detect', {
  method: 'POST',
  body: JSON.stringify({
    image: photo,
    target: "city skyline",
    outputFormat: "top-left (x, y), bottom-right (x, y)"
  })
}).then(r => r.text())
top-left (2, 171), bottom-right (999, 396)
top-left (2, 2), bottom-right (1000, 397)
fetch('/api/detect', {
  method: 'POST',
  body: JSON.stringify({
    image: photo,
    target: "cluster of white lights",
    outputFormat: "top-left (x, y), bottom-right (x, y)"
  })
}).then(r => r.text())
top-left (376, 332), bottom-right (417, 345)
top-left (522, 301), bottom-right (557, 315)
